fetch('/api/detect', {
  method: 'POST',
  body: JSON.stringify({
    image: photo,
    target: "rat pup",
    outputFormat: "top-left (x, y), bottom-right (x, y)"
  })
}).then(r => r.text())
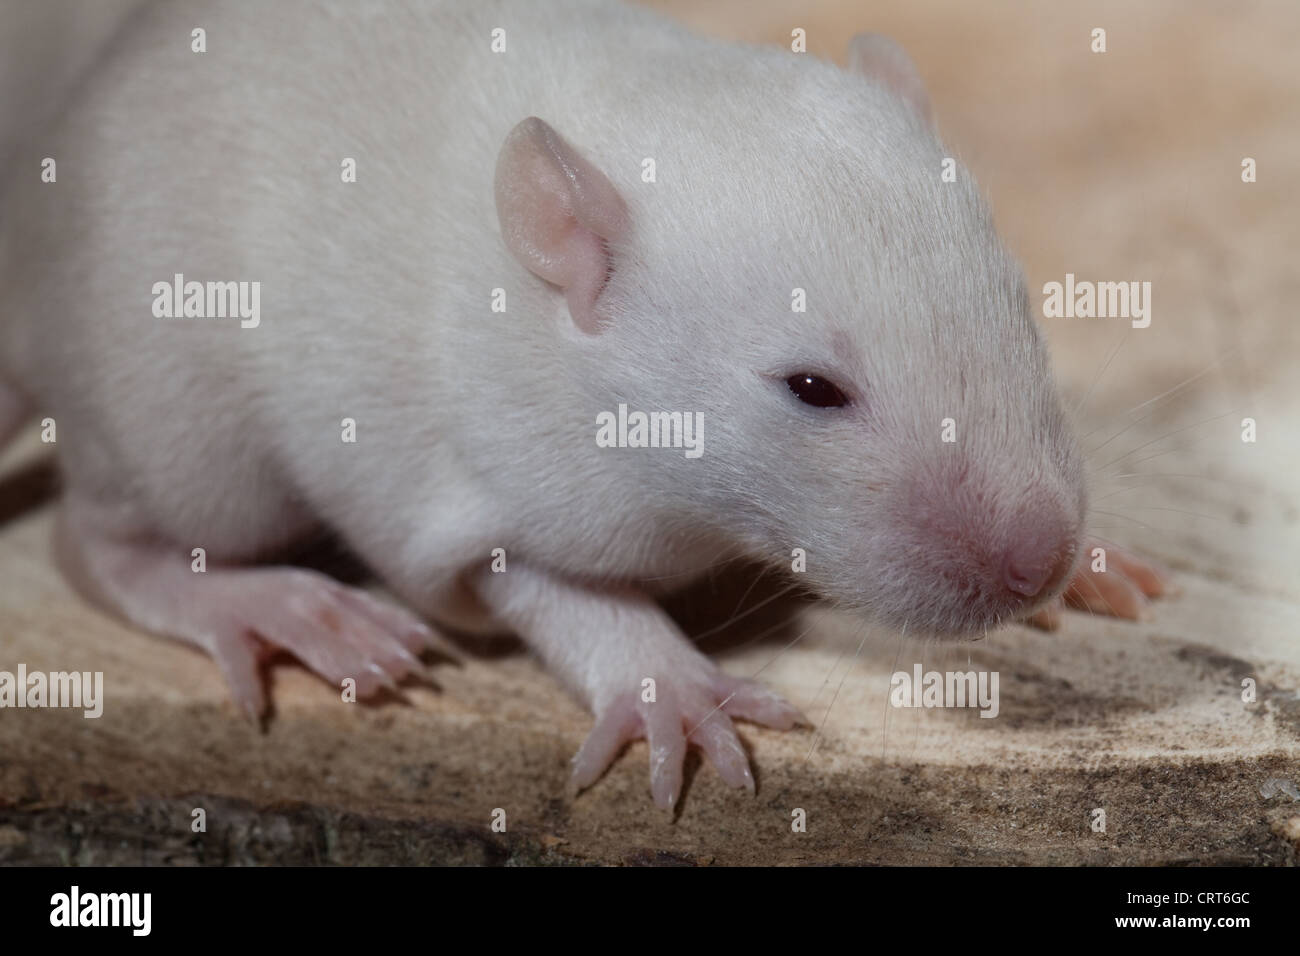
top-left (0, 0), bottom-right (1164, 808)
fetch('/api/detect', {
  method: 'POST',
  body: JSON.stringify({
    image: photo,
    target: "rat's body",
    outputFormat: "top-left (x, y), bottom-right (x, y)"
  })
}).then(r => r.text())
top-left (0, 0), bottom-right (1162, 807)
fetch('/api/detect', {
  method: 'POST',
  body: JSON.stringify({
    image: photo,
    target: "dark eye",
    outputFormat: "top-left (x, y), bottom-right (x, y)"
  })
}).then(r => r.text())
top-left (786, 373), bottom-right (849, 408)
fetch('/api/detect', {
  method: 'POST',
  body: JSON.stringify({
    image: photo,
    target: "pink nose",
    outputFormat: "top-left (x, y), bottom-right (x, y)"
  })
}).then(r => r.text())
top-left (1001, 524), bottom-right (1073, 598)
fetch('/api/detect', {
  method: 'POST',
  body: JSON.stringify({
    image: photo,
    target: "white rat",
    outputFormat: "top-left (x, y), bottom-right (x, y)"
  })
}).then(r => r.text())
top-left (0, 0), bottom-right (1164, 808)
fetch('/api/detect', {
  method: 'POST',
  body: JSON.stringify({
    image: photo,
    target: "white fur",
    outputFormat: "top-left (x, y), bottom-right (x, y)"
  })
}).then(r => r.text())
top-left (0, 0), bottom-right (1083, 699)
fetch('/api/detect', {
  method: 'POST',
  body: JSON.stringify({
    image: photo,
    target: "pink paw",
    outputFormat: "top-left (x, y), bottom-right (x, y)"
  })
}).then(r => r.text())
top-left (571, 669), bottom-right (806, 810)
top-left (1027, 540), bottom-right (1169, 629)
top-left (207, 569), bottom-right (439, 718)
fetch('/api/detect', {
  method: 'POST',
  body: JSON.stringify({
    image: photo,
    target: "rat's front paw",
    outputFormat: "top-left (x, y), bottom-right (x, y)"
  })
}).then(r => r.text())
top-left (571, 670), bottom-right (806, 810)
top-left (1027, 540), bottom-right (1169, 629)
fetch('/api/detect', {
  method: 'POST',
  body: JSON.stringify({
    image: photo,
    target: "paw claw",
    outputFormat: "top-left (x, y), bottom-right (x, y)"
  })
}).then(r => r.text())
top-left (1050, 540), bottom-right (1168, 623)
top-left (715, 676), bottom-right (808, 730)
top-left (1025, 596), bottom-right (1064, 631)
top-left (571, 704), bottom-right (637, 791)
top-left (645, 698), bottom-right (687, 810)
top-left (366, 662), bottom-right (400, 692)
top-left (573, 670), bottom-right (800, 806)
top-left (209, 571), bottom-right (441, 706)
top-left (688, 711), bottom-right (754, 793)
top-left (1065, 565), bottom-right (1144, 619)
top-left (211, 631), bottom-right (268, 720)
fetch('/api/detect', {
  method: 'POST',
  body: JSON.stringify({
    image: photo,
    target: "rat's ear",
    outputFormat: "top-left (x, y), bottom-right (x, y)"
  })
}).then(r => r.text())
top-left (845, 34), bottom-right (932, 123)
top-left (494, 117), bottom-right (629, 335)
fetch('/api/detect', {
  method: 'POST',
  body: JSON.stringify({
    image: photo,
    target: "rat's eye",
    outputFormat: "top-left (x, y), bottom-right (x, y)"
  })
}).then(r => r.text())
top-left (786, 373), bottom-right (849, 409)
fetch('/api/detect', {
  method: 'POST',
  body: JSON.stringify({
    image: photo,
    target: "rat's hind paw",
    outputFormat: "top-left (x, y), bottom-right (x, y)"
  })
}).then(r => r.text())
top-left (1027, 541), bottom-right (1168, 629)
top-left (167, 569), bottom-right (441, 716)
top-left (217, 569), bottom-right (437, 705)
top-left (55, 497), bottom-right (444, 718)
top-left (570, 672), bottom-right (807, 810)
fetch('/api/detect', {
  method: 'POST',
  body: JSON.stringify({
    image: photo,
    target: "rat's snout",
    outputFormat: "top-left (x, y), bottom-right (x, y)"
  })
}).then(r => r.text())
top-left (895, 466), bottom-right (1082, 634)
top-left (955, 503), bottom-right (1079, 627)
top-left (1000, 515), bottom-right (1076, 599)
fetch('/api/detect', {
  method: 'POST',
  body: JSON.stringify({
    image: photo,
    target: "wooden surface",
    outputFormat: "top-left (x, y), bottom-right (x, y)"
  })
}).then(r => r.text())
top-left (1, 0), bottom-right (1298, 865)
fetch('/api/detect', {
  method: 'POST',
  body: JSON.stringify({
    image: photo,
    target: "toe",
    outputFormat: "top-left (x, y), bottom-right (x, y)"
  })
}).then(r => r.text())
top-left (334, 588), bottom-right (448, 656)
top-left (339, 621), bottom-right (423, 683)
top-left (571, 703), bottom-right (639, 791)
top-left (715, 676), bottom-right (808, 730)
top-left (270, 585), bottom-right (366, 686)
top-left (1105, 547), bottom-right (1168, 597)
top-left (686, 708), bottom-right (754, 793)
top-left (211, 630), bottom-right (267, 720)
top-left (644, 695), bottom-right (687, 810)
top-left (1025, 596), bottom-right (1064, 630)
top-left (1065, 566), bottom-right (1145, 619)
top-left (267, 580), bottom-right (414, 696)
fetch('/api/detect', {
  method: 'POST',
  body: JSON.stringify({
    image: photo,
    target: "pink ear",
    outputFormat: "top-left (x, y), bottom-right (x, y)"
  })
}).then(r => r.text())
top-left (845, 34), bottom-right (932, 123)
top-left (494, 117), bottom-right (629, 334)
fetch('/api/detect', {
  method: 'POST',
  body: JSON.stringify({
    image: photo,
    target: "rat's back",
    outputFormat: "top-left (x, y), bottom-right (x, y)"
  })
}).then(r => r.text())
top-left (0, 0), bottom-right (602, 546)
top-left (0, 0), bottom-right (916, 551)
